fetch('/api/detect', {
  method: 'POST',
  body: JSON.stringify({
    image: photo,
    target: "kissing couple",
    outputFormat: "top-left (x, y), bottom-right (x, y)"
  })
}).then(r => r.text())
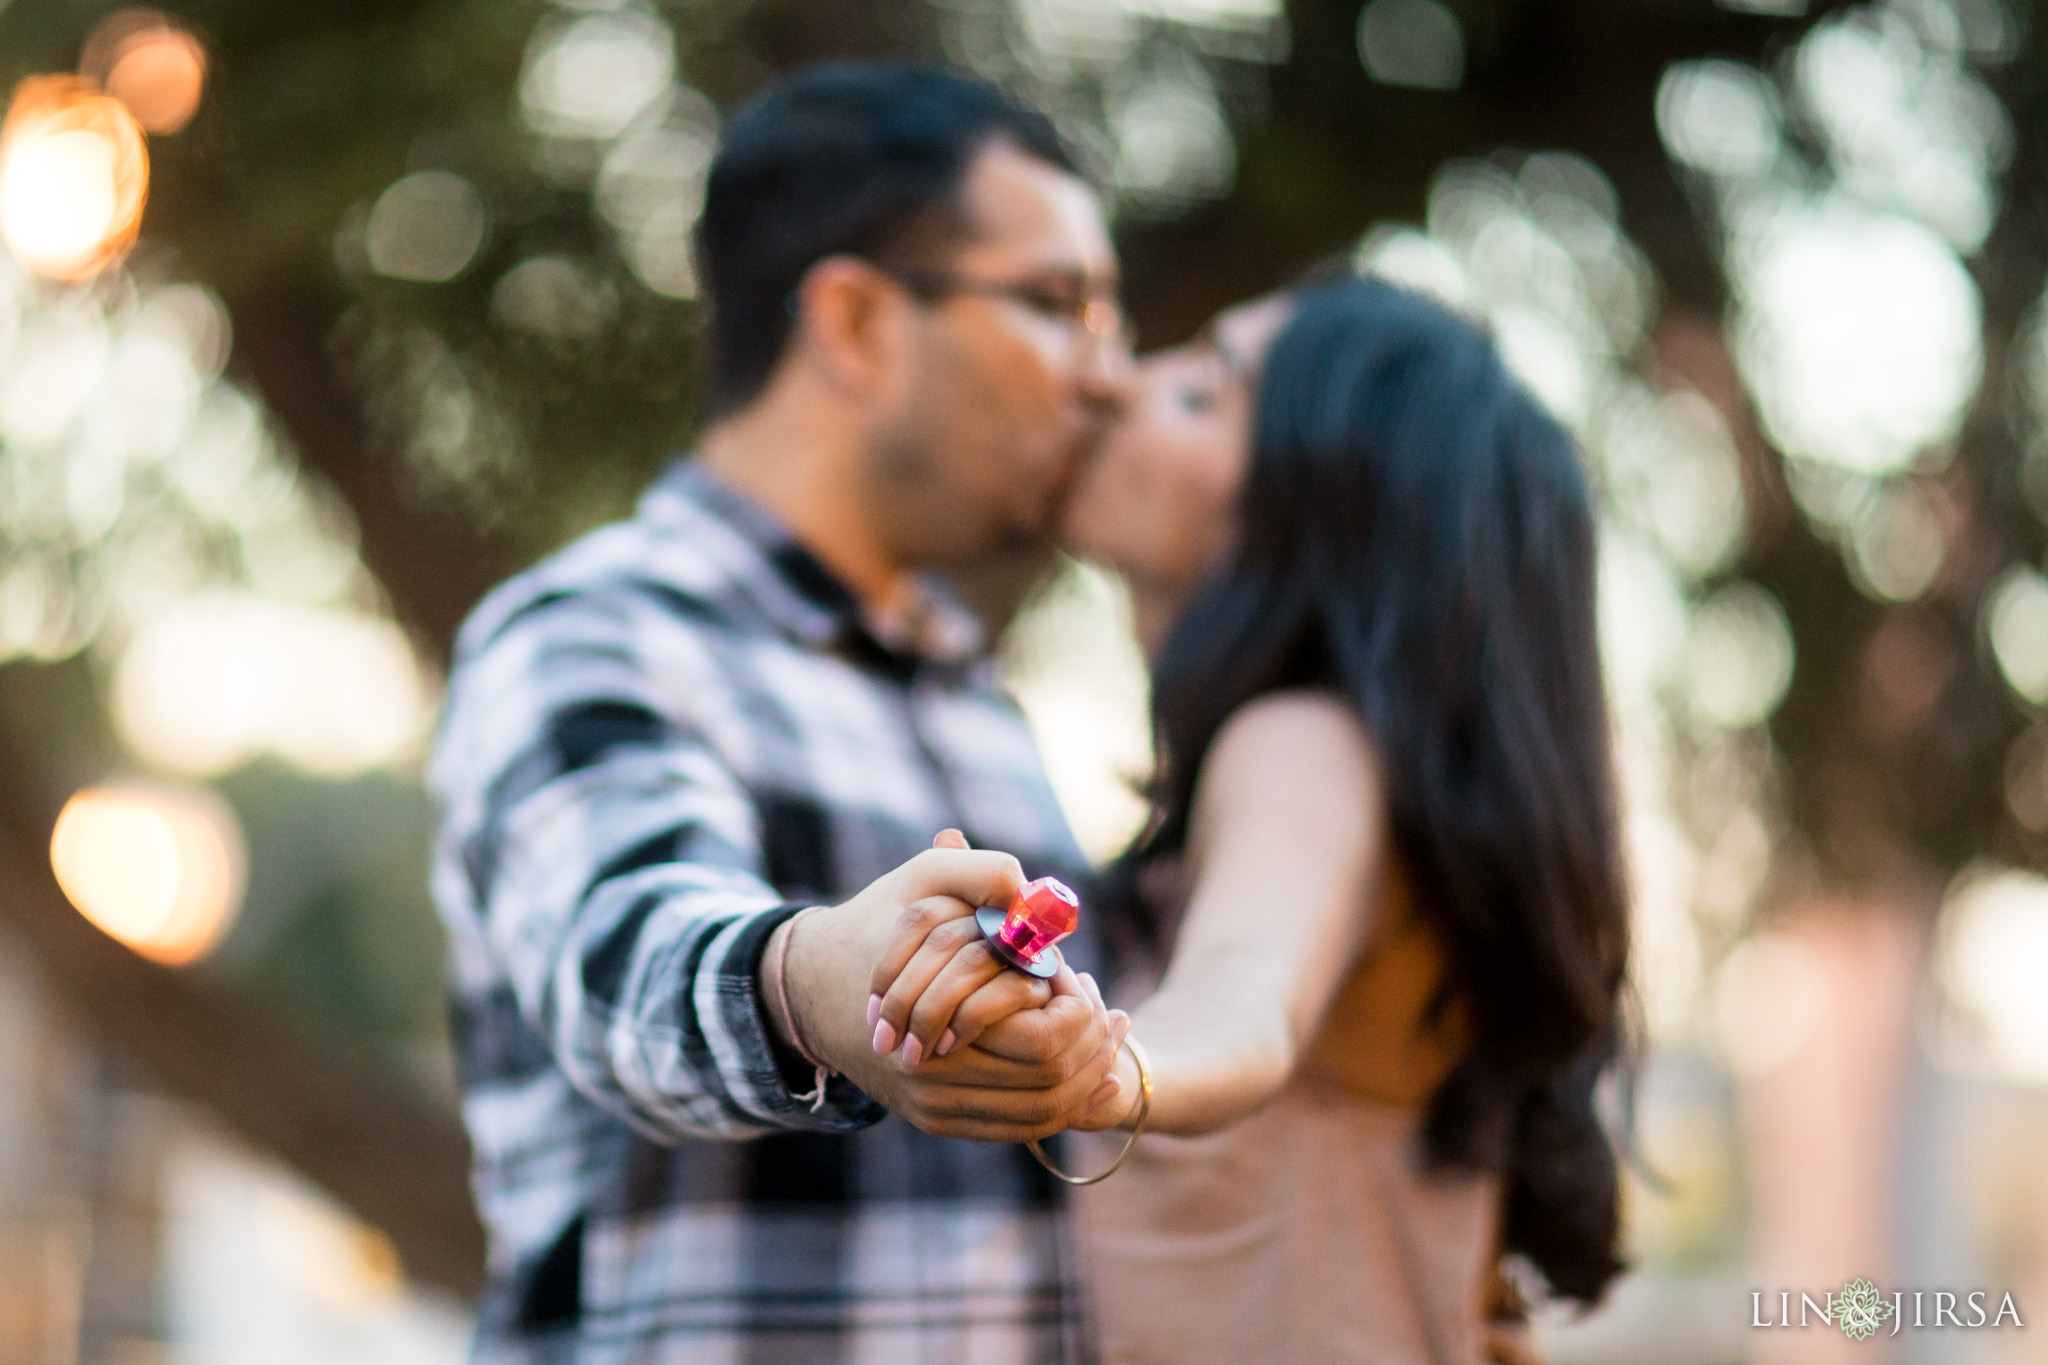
top-left (433, 59), bottom-right (1629, 1365)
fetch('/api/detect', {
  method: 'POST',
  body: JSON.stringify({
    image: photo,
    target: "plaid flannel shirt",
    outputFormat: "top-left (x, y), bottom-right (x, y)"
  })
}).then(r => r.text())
top-left (430, 462), bottom-right (1095, 1363)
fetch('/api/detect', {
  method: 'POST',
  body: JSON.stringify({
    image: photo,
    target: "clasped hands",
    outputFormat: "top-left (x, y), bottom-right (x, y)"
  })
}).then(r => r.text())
top-left (764, 831), bottom-right (1137, 1143)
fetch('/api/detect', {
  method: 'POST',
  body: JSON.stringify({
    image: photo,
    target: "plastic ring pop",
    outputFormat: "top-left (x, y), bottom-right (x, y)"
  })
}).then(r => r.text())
top-left (974, 876), bottom-right (1081, 979)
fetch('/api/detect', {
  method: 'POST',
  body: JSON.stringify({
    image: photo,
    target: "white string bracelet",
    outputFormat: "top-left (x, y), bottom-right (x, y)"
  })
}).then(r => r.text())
top-left (771, 906), bottom-right (834, 1113)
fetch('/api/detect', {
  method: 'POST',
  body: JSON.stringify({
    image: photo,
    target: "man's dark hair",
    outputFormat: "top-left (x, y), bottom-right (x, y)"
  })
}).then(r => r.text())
top-left (695, 61), bottom-right (1078, 419)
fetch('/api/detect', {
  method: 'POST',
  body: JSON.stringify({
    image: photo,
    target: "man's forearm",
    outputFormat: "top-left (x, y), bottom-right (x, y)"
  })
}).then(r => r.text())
top-left (760, 906), bottom-right (875, 1081)
top-left (774, 898), bottom-right (909, 1100)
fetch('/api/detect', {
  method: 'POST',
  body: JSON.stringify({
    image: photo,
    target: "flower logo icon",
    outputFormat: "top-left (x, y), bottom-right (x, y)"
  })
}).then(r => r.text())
top-left (1835, 1278), bottom-right (1895, 1341)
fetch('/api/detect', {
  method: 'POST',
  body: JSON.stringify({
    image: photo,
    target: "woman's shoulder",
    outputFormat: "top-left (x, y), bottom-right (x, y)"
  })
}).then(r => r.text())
top-left (1205, 688), bottom-right (1378, 780)
top-left (1192, 689), bottom-right (1384, 836)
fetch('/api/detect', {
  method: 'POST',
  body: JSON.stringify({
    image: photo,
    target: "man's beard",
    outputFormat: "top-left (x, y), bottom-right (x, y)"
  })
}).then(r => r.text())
top-left (868, 422), bottom-right (1050, 562)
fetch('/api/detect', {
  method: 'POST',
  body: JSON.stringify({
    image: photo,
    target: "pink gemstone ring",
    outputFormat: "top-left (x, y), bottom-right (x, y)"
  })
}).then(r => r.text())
top-left (974, 876), bottom-right (1080, 979)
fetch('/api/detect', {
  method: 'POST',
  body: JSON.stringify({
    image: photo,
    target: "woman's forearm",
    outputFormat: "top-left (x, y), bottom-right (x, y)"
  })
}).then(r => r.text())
top-left (1098, 693), bottom-right (1391, 1138)
top-left (1117, 962), bottom-right (1300, 1136)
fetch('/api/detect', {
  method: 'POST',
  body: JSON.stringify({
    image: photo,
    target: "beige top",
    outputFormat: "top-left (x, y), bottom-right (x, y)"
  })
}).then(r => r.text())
top-left (1071, 871), bottom-right (1501, 1365)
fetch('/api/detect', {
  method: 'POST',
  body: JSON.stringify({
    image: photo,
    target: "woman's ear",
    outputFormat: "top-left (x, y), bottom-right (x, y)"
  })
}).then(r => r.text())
top-left (791, 256), bottom-right (910, 402)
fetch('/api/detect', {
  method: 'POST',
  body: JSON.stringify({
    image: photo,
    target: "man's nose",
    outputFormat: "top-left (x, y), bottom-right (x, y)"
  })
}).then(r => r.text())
top-left (1075, 328), bottom-right (1136, 412)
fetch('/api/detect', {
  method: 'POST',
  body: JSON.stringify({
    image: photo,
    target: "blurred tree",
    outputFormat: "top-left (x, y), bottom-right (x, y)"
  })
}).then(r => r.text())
top-left (1, 0), bottom-right (2044, 1300)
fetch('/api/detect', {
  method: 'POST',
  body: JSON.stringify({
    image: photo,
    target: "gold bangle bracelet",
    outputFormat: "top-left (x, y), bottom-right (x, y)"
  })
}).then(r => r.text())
top-left (1026, 1033), bottom-right (1153, 1186)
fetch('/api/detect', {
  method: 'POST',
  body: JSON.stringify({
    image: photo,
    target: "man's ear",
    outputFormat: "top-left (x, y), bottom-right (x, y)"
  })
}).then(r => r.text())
top-left (792, 256), bottom-right (909, 403)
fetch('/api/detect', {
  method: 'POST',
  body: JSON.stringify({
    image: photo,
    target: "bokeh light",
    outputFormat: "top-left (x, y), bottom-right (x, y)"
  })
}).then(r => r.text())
top-left (1940, 870), bottom-right (2048, 1084)
top-left (1109, 58), bottom-right (1237, 216)
top-left (518, 11), bottom-right (675, 143)
top-left (595, 103), bottom-right (716, 298)
top-left (81, 9), bottom-right (209, 136)
top-left (0, 301), bottom-right (107, 447)
top-left (1685, 583), bottom-right (1796, 729)
top-left (1657, 60), bottom-right (1782, 179)
top-left (1731, 200), bottom-right (1981, 477)
top-left (1984, 565), bottom-right (2048, 704)
top-left (0, 76), bottom-right (149, 281)
top-left (1356, 0), bottom-right (1464, 91)
top-left (112, 591), bottom-right (433, 778)
top-left (939, 0), bottom-right (1281, 220)
top-left (252, 1185), bottom-right (403, 1314)
top-left (491, 255), bottom-right (616, 340)
top-left (1793, 2), bottom-right (2010, 252)
top-left (49, 783), bottom-right (246, 966)
top-left (365, 171), bottom-right (488, 284)
top-left (1126, 0), bottom-right (1281, 25)
top-left (1843, 477), bottom-right (1947, 601)
top-left (1659, 0), bottom-right (2005, 622)
top-left (1625, 391), bottom-right (1747, 577)
top-left (1354, 226), bottom-right (1470, 308)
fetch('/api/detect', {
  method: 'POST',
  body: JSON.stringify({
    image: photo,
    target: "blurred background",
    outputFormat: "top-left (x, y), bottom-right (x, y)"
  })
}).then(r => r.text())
top-left (0, 0), bottom-right (2044, 1360)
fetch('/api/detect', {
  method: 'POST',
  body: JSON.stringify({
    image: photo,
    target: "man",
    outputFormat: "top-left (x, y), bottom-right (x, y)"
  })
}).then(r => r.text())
top-left (431, 62), bottom-right (1131, 1361)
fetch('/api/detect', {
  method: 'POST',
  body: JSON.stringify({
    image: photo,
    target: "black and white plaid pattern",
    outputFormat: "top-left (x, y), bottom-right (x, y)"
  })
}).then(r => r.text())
top-left (430, 462), bottom-right (1094, 1363)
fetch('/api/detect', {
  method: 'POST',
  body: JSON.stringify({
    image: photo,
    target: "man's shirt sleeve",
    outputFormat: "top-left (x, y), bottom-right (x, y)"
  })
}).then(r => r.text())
top-left (431, 586), bottom-right (884, 1140)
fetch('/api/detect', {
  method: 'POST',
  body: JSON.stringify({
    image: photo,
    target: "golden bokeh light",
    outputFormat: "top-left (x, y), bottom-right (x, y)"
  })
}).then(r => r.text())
top-left (0, 75), bottom-right (149, 281)
top-left (49, 783), bottom-right (245, 966)
top-left (83, 9), bottom-right (208, 136)
top-left (254, 1186), bottom-right (404, 1315)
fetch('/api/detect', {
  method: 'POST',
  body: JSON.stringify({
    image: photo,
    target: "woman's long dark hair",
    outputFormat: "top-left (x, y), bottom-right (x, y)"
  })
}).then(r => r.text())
top-left (1129, 277), bottom-right (1632, 1304)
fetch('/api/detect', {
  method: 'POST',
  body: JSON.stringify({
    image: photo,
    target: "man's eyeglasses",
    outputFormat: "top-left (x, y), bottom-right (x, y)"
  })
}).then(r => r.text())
top-left (886, 267), bottom-right (1128, 350)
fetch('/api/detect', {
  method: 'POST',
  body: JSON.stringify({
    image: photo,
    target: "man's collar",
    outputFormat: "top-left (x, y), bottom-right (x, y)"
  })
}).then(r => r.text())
top-left (643, 459), bottom-right (986, 667)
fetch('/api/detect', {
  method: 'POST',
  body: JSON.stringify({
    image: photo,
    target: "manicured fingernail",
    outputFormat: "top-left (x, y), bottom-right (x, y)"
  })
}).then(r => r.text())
top-left (866, 994), bottom-right (883, 1030)
top-left (872, 1019), bottom-right (897, 1055)
top-left (901, 1034), bottom-right (924, 1067)
top-left (937, 1029), bottom-right (956, 1057)
top-left (1091, 1075), bottom-right (1121, 1106)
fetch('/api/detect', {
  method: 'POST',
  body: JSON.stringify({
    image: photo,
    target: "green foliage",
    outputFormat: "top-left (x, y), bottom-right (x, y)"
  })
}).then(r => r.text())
top-left (211, 763), bottom-right (449, 1047)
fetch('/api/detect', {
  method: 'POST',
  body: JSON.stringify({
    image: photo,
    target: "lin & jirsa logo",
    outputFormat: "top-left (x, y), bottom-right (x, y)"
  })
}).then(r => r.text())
top-left (1751, 1278), bottom-right (2024, 1340)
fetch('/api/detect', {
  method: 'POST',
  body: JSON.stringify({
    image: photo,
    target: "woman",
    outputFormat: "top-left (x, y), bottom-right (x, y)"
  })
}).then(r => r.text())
top-left (871, 277), bottom-right (1632, 1363)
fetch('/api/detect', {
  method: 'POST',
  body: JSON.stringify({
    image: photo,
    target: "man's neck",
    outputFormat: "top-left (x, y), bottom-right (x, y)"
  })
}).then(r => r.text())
top-left (698, 400), bottom-right (912, 612)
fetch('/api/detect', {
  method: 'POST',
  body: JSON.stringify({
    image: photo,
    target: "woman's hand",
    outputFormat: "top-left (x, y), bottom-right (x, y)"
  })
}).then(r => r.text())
top-left (1061, 968), bottom-right (1142, 1133)
top-left (867, 831), bottom-right (1128, 1095)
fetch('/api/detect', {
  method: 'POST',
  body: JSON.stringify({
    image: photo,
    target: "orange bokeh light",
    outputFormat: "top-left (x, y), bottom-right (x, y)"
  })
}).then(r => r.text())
top-left (0, 75), bottom-right (149, 281)
top-left (49, 784), bottom-right (245, 966)
top-left (83, 9), bottom-right (208, 136)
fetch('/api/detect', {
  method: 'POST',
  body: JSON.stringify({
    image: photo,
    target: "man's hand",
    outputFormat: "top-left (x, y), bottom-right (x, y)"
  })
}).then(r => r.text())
top-left (762, 844), bottom-right (1123, 1142)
